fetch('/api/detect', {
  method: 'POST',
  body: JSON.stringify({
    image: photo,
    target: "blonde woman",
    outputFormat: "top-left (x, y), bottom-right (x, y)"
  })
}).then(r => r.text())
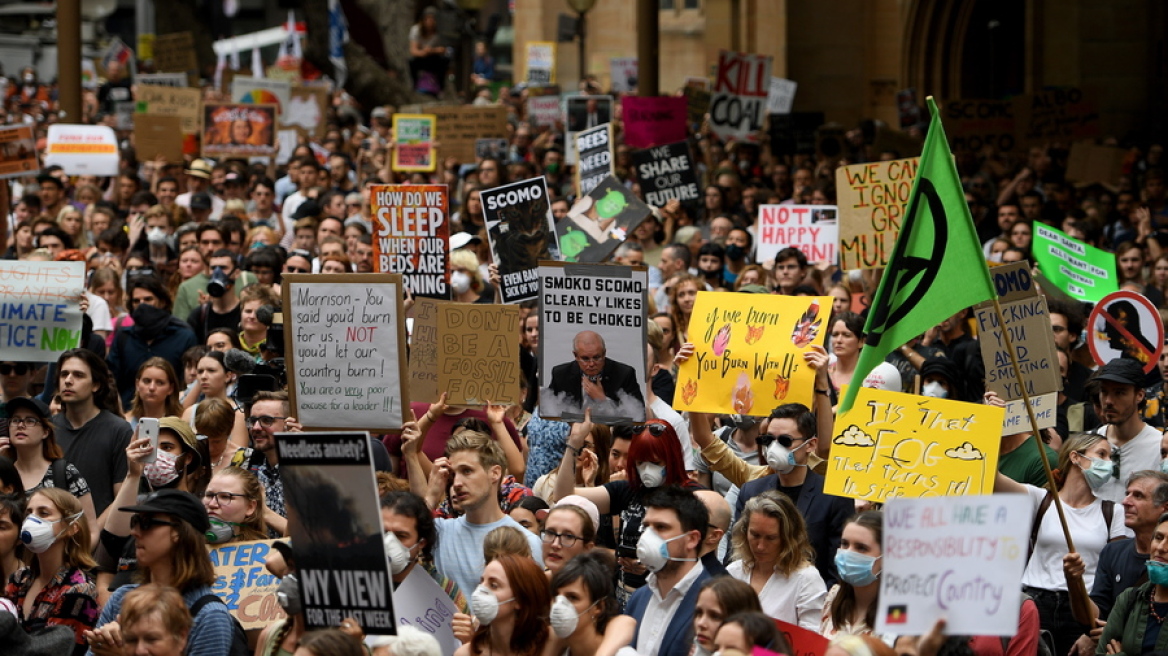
top-left (202, 467), bottom-right (267, 544)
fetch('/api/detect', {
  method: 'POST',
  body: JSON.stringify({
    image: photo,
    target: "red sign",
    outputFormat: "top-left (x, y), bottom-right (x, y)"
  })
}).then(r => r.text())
top-left (773, 619), bottom-right (828, 656)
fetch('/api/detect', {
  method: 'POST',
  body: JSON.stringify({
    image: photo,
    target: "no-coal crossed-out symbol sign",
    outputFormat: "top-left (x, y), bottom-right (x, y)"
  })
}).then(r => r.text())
top-left (1087, 290), bottom-right (1164, 374)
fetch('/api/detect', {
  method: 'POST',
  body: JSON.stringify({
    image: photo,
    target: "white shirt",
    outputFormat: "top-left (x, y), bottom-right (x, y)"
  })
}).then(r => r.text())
top-left (1093, 423), bottom-right (1162, 504)
top-left (280, 191), bottom-right (307, 250)
top-left (650, 396), bottom-right (695, 471)
top-left (726, 561), bottom-right (826, 630)
top-left (636, 562), bottom-right (705, 656)
top-left (1019, 483), bottom-right (1126, 590)
top-left (175, 191), bottom-right (226, 220)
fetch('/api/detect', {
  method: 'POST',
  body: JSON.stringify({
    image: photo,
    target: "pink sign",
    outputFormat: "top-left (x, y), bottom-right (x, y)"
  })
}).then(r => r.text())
top-left (754, 204), bottom-right (839, 265)
top-left (621, 96), bottom-right (687, 149)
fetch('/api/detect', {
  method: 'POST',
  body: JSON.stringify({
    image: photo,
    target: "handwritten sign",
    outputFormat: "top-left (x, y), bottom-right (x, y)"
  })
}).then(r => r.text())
top-left (136, 86), bottom-right (202, 134)
top-left (673, 292), bottom-right (829, 416)
top-left (209, 540), bottom-right (285, 630)
top-left (766, 77), bottom-right (797, 115)
top-left (526, 42), bottom-right (556, 85)
top-left (421, 105), bottom-right (507, 164)
top-left (709, 50), bottom-right (771, 143)
top-left (138, 73), bottom-right (187, 87)
top-left (755, 204), bottom-right (839, 265)
top-left (526, 86), bottom-right (562, 128)
top-left (824, 388), bottom-right (1004, 503)
top-left (1017, 87), bottom-right (1099, 144)
top-left (574, 123), bottom-right (613, 196)
top-left (1087, 290), bottom-right (1165, 373)
top-left (279, 432), bottom-right (395, 634)
top-left (632, 141), bottom-right (700, 210)
top-left (0, 261), bottom-right (84, 361)
top-left (621, 96), bottom-right (687, 149)
top-left (941, 98), bottom-right (1018, 153)
top-left (408, 298), bottom-right (441, 403)
top-left (371, 185), bottom-right (450, 299)
top-left (282, 274), bottom-right (409, 431)
top-left (1032, 223), bottom-right (1118, 302)
top-left (392, 114), bottom-right (437, 172)
top-left (202, 103), bottom-right (277, 159)
top-left (974, 262), bottom-right (1061, 434)
top-left (437, 303), bottom-right (522, 406)
top-left (0, 125), bottom-right (37, 178)
top-left (835, 158), bottom-right (919, 270)
top-left (539, 263), bottom-right (648, 424)
top-left (134, 115), bottom-right (185, 164)
top-left (44, 124), bottom-right (118, 175)
top-left (610, 57), bottom-right (638, 92)
top-left (876, 495), bottom-right (1031, 636)
top-left (395, 563), bottom-right (459, 655)
top-left (483, 177), bottom-right (560, 303)
top-left (683, 80), bottom-right (711, 127)
top-left (153, 32), bottom-right (198, 73)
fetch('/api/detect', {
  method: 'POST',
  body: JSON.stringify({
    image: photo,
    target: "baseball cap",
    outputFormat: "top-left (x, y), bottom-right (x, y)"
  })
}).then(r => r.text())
top-left (187, 159), bottom-right (212, 180)
top-left (291, 200), bottom-right (321, 221)
top-left (5, 396), bottom-right (50, 420)
top-left (371, 107), bottom-right (390, 121)
top-left (190, 192), bottom-right (213, 211)
top-left (450, 232), bottom-right (483, 250)
top-left (1092, 357), bottom-right (1145, 387)
top-left (119, 489), bottom-right (211, 534)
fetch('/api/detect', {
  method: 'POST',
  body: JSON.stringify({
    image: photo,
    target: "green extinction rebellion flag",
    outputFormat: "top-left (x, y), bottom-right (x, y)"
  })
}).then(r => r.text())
top-left (1031, 223), bottom-right (1118, 302)
top-left (839, 97), bottom-right (997, 414)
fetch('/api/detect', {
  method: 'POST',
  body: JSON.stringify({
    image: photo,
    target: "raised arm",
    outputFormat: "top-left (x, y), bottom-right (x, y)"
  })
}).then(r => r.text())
top-left (486, 401), bottom-right (526, 482)
top-left (552, 411), bottom-right (612, 514)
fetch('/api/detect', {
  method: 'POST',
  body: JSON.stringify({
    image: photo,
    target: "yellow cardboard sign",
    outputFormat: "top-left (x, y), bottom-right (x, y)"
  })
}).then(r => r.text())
top-left (824, 387), bottom-right (1004, 503)
top-left (673, 292), bottom-right (830, 416)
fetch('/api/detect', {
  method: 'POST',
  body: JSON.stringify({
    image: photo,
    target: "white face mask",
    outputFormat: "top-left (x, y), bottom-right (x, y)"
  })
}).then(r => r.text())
top-left (764, 438), bottom-right (809, 474)
top-left (384, 531), bottom-right (420, 575)
top-left (635, 527), bottom-right (697, 572)
top-left (146, 226), bottom-right (168, 244)
top-left (922, 381), bottom-right (948, 398)
top-left (637, 462), bottom-right (665, 488)
top-left (470, 584), bottom-right (514, 626)
top-left (549, 594), bottom-right (601, 638)
top-left (451, 271), bottom-right (472, 295)
top-left (20, 512), bottom-right (82, 554)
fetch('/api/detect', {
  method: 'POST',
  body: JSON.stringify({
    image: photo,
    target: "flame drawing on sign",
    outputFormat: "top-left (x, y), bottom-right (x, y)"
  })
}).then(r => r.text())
top-left (745, 324), bottom-right (765, 344)
top-left (712, 324), bottom-right (732, 356)
top-left (732, 372), bottom-right (754, 415)
top-left (791, 300), bottom-right (822, 347)
top-left (681, 378), bottom-right (698, 405)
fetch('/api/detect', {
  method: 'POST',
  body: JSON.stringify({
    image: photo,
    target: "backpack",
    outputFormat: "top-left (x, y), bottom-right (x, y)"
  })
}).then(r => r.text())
top-left (191, 594), bottom-right (250, 656)
top-left (1028, 490), bottom-right (1115, 557)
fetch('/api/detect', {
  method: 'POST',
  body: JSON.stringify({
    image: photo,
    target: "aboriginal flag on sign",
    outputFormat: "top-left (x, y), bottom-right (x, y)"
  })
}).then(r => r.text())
top-left (838, 97), bottom-right (996, 414)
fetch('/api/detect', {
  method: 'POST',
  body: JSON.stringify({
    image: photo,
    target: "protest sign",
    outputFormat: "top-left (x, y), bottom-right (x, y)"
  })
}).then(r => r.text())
top-left (423, 105), bottom-right (508, 164)
top-left (137, 73), bottom-right (187, 87)
top-left (408, 298), bottom-right (441, 403)
top-left (437, 303), bottom-right (522, 406)
top-left (370, 184), bottom-right (450, 299)
top-left (709, 50), bottom-right (772, 143)
top-left (632, 141), bottom-right (701, 210)
top-left (0, 125), bottom-right (37, 179)
top-left (279, 432), bottom-right (395, 634)
top-left (622, 96), bottom-right (687, 149)
top-left (565, 96), bottom-right (613, 164)
top-left (134, 115), bottom-right (185, 163)
top-left (202, 103), bottom-right (277, 159)
top-left (208, 539), bottom-right (285, 630)
top-left (610, 57), bottom-right (638, 92)
top-left (282, 274), bottom-right (409, 431)
top-left (755, 204), bottom-right (839, 266)
top-left (539, 263), bottom-right (648, 424)
top-left (558, 176), bottom-right (652, 263)
top-left (232, 76), bottom-right (292, 116)
top-left (43, 124), bottom-right (118, 175)
top-left (824, 387), bottom-right (1004, 503)
top-left (682, 84), bottom-right (711, 127)
top-left (526, 42), bottom-right (556, 85)
top-left (1066, 142), bottom-right (1126, 188)
top-left (1088, 290), bottom-right (1164, 373)
top-left (836, 157), bottom-right (919, 270)
top-left (391, 114), bottom-right (437, 172)
top-left (395, 566), bottom-right (458, 655)
top-left (0, 261), bottom-right (84, 361)
top-left (482, 177), bottom-right (560, 303)
top-left (153, 32), bottom-right (198, 73)
top-left (941, 98), bottom-right (1018, 153)
top-left (1032, 223), bottom-right (1118, 302)
top-left (876, 495), bottom-right (1031, 636)
top-left (136, 86), bottom-right (202, 135)
top-left (1017, 87), bottom-right (1099, 144)
top-left (526, 86), bottom-right (562, 128)
top-left (574, 123), bottom-right (613, 196)
top-left (475, 138), bottom-right (508, 161)
top-left (282, 85), bottom-right (330, 140)
top-left (898, 88), bottom-right (922, 128)
top-left (767, 77), bottom-right (797, 115)
top-left (113, 102), bottom-right (135, 131)
top-left (673, 291), bottom-right (830, 415)
top-left (973, 262), bottom-right (1061, 435)
top-left (774, 619), bottom-right (829, 656)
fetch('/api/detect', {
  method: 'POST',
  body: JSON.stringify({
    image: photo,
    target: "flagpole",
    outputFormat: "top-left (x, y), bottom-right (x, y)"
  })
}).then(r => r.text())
top-left (989, 295), bottom-right (1094, 624)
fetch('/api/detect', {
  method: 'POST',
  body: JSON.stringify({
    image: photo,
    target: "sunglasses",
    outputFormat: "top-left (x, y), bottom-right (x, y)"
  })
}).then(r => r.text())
top-left (756, 433), bottom-right (803, 449)
top-left (0, 364), bottom-right (30, 375)
top-left (631, 422), bottom-right (668, 437)
top-left (130, 515), bottom-right (181, 531)
top-left (285, 266), bottom-right (310, 274)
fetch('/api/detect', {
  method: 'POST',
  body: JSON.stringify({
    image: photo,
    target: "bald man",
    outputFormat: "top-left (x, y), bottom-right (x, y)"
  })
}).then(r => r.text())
top-left (695, 489), bottom-right (730, 577)
top-left (544, 330), bottom-right (645, 421)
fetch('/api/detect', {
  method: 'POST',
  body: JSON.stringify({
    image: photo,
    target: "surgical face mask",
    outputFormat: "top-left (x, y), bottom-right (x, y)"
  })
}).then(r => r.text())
top-left (637, 462), bottom-right (665, 488)
top-left (451, 271), bottom-right (472, 295)
top-left (205, 517), bottom-right (237, 544)
top-left (636, 527), bottom-right (696, 572)
top-left (276, 574), bottom-right (302, 615)
top-left (549, 594), bottom-right (601, 638)
top-left (764, 438), bottom-right (809, 474)
top-left (384, 531), bottom-right (420, 575)
top-left (1077, 455), bottom-right (1113, 492)
top-left (835, 549), bottom-right (881, 587)
top-left (143, 449), bottom-right (182, 488)
top-left (1148, 561), bottom-right (1168, 586)
top-left (470, 584), bottom-right (514, 626)
top-left (1160, 459), bottom-right (1168, 476)
top-left (22, 74), bottom-right (34, 85)
top-left (20, 512), bottom-right (82, 554)
top-left (922, 381), bottom-right (948, 398)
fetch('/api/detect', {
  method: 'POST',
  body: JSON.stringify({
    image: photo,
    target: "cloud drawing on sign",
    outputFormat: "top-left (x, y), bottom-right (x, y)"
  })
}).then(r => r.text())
top-left (945, 442), bottom-right (984, 460)
top-left (834, 425), bottom-right (875, 447)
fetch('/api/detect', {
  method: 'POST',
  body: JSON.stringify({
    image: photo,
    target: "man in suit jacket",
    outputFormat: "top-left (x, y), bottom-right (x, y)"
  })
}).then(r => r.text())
top-left (735, 404), bottom-right (854, 588)
top-left (545, 330), bottom-right (645, 420)
top-left (624, 487), bottom-right (711, 656)
top-left (568, 97), bottom-right (611, 132)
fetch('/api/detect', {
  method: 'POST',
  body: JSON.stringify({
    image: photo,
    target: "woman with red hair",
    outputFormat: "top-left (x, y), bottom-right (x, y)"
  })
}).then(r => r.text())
top-left (552, 414), bottom-right (697, 608)
top-left (457, 553), bottom-right (550, 656)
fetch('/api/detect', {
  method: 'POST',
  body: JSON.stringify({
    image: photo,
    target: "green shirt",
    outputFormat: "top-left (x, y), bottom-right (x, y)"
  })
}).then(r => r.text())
top-left (172, 271), bottom-right (258, 320)
top-left (998, 434), bottom-right (1059, 487)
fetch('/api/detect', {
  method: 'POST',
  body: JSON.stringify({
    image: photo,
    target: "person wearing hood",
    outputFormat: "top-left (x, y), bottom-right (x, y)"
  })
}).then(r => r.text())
top-left (107, 276), bottom-right (197, 409)
top-left (917, 355), bottom-right (969, 402)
